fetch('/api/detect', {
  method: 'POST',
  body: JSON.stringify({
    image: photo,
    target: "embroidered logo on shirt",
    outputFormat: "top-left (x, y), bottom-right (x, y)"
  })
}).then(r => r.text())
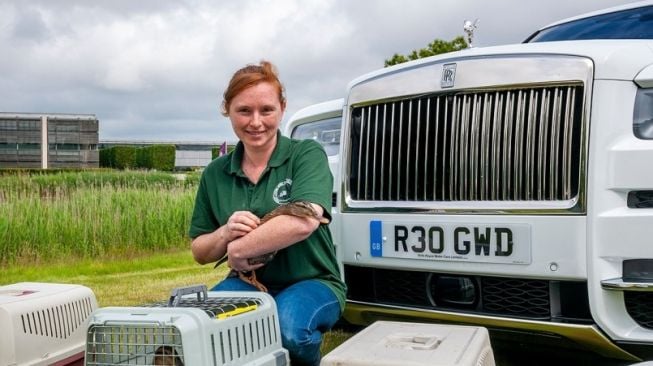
top-left (273, 178), bottom-right (292, 204)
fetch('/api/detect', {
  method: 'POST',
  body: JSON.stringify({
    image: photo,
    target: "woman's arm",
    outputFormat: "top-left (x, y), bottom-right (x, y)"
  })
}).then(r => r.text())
top-left (225, 203), bottom-right (324, 268)
top-left (191, 210), bottom-right (261, 264)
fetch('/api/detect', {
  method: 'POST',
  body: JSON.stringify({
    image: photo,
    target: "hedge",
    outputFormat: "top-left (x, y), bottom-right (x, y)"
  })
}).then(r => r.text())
top-left (100, 145), bottom-right (175, 171)
top-left (211, 144), bottom-right (235, 160)
top-left (147, 145), bottom-right (175, 171)
top-left (113, 146), bottom-right (137, 169)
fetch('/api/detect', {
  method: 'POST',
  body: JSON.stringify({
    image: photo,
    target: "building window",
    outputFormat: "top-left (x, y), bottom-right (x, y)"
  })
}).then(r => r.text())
top-left (17, 120), bottom-right (40, 131)
top-left (57, 143), bottom-right (80, 150)
top-left (52, 123), bottom-right (80, 132)
top-left (17, 143), bottom-right (40, 155)
top-left (0, 121), bottom-right (17, 131)
top-left (49, 143), bottom-right (81, 156)
top-left (0, 143), bottom-right (18, 152)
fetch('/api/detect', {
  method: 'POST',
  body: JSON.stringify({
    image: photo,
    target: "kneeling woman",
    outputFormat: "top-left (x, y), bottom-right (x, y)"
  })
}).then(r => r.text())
top-left (188, 60), bottom-right (346, 366)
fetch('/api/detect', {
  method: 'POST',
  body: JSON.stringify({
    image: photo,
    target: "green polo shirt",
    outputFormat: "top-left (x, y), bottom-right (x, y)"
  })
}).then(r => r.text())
top-left (189, 131), bottom-right (346, 310)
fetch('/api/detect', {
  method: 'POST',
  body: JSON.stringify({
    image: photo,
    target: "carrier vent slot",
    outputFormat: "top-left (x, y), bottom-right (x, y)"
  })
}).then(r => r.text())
top-left (20, 296), bottom-right (94, 339)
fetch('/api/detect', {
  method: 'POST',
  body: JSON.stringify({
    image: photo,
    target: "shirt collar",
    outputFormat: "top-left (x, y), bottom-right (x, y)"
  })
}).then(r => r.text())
top-left (226, 130), bottom-right (290, 175)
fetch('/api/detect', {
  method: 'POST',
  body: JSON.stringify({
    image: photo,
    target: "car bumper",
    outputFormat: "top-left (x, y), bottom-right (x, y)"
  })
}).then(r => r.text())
top-left (343, 301), bottom-right (641, 361)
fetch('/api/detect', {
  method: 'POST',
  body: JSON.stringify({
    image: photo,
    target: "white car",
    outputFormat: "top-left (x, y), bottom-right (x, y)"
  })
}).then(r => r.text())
top-left (283, 98), bottom-right (344, 195)
top-left (337, 1), bottom-right (653, 362)
top-left (283, 98), bottom-right (345, 272)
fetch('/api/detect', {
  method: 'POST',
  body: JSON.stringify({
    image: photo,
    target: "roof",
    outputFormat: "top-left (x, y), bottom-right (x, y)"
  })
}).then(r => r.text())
top-left (0, 112), bottom-right (98, 120)
top-left (283, 98), bottom-right (344, 136)
top-left (537, 0), bottom-right (653, 30)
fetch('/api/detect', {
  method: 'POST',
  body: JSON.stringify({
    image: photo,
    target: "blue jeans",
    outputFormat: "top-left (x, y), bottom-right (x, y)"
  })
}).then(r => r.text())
top-left (211, 277), bottom-right (341, 366)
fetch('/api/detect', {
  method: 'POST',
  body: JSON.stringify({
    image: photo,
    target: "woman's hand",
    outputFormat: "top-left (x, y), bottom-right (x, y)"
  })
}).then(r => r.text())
top-left (227, 252), bottom-right (265, 272)
top-left (224, 211), bottom-right (261, 242)
top-left (191, 211), bottom-right (262, 266)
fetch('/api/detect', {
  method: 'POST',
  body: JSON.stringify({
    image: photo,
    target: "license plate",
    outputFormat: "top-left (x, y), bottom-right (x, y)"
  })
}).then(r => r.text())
top-left (370, 220), bottom-right (531, 264)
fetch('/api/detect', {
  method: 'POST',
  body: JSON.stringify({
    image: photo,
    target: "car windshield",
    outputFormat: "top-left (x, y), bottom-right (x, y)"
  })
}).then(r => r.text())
top-left (525, 5), bottom-right (653, 42)
top-left (290, 117), bottom-right (341, 157)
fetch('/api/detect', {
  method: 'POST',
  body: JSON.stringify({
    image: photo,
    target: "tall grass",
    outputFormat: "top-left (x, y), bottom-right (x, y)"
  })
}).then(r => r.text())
top-left (0, 169), bottom-right (199, 193)
top-left (0, 170), bottom-right (199, 266)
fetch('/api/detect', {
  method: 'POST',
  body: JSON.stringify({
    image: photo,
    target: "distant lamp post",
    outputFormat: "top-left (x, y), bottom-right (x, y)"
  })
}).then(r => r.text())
top-left (463, 19), bottom-right (479, 48)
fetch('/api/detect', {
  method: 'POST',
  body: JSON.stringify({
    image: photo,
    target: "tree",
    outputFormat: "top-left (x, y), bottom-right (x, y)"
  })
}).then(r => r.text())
top-left (384, 36), bottom-right (468, 67)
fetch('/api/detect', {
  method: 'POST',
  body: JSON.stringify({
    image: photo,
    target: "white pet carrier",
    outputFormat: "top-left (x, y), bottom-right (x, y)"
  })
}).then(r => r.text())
top-left (0, 282), bottom-right (98, 366)
top-left (85, 285), bottom-right (289, 366)
top-left (320, 321), bottom-right (495, 366)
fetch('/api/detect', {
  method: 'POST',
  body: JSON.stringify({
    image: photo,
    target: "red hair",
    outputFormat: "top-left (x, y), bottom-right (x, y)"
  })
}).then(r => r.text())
top-left (221, 60), bottom-right (286, 116)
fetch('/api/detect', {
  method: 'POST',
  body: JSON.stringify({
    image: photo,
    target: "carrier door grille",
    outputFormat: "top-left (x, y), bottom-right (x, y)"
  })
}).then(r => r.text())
top-left (86, 325), bottom-right (184, 365)
top-left (348, 85), bottom-right (584, 203)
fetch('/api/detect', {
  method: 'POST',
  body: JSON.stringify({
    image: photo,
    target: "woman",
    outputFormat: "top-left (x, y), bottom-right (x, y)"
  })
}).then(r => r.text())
top-left (189, 60), bottom-right (346, 366)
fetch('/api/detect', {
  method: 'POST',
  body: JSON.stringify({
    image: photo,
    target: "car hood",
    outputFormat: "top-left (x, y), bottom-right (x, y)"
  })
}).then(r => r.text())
top-left (349, 40), bottom-right (653, 88)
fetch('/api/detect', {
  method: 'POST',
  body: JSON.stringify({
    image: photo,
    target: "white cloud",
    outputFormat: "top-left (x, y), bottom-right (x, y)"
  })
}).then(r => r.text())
top-left (0, 0), bottom-right (641, 142)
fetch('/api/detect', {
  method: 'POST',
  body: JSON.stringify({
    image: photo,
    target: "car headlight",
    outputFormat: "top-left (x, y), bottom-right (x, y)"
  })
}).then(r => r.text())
top-left (634, 88), bottom-right (653, 139)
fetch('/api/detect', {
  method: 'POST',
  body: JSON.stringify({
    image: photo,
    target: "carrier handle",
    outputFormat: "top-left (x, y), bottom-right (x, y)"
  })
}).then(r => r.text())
top-left (167, 284), bottom-right (208, 307)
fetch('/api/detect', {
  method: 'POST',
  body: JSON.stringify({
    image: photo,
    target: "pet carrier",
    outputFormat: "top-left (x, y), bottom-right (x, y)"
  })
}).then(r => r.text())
top-left (0, 282), bottom-right (98, 366)
top-left (320, 321), bottom-right (495, 366)
top-left (85, 285), bottom-right (288, 366)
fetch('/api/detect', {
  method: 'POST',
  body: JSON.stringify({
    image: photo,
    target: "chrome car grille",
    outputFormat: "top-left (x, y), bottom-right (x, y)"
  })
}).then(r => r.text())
top-left (348, 84), bottom-right (584, 204)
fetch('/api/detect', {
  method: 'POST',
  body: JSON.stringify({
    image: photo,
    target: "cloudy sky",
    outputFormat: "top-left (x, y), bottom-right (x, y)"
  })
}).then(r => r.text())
top-left (0, 0), bottom-right (640, 143)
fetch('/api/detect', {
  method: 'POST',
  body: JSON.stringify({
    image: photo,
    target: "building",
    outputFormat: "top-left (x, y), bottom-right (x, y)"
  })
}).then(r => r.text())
top-left (174, 143), bottom-right (217, 168)
top-left (0, 112), bottom-right (99, 169)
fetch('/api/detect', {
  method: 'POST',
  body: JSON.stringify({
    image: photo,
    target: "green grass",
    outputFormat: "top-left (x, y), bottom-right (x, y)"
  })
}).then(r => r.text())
top-left (0, 171), bottom-right (197, 265)
top-left (0, 169), bottom-right (199, 192)
top-left (1, 250), bottom-right (211, 306)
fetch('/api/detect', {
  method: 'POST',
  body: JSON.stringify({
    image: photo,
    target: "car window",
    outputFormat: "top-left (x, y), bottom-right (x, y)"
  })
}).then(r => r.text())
top-left (291, 117), bottom-right (341, 157)
top-left (525, 5), bottom-right (653, 42)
